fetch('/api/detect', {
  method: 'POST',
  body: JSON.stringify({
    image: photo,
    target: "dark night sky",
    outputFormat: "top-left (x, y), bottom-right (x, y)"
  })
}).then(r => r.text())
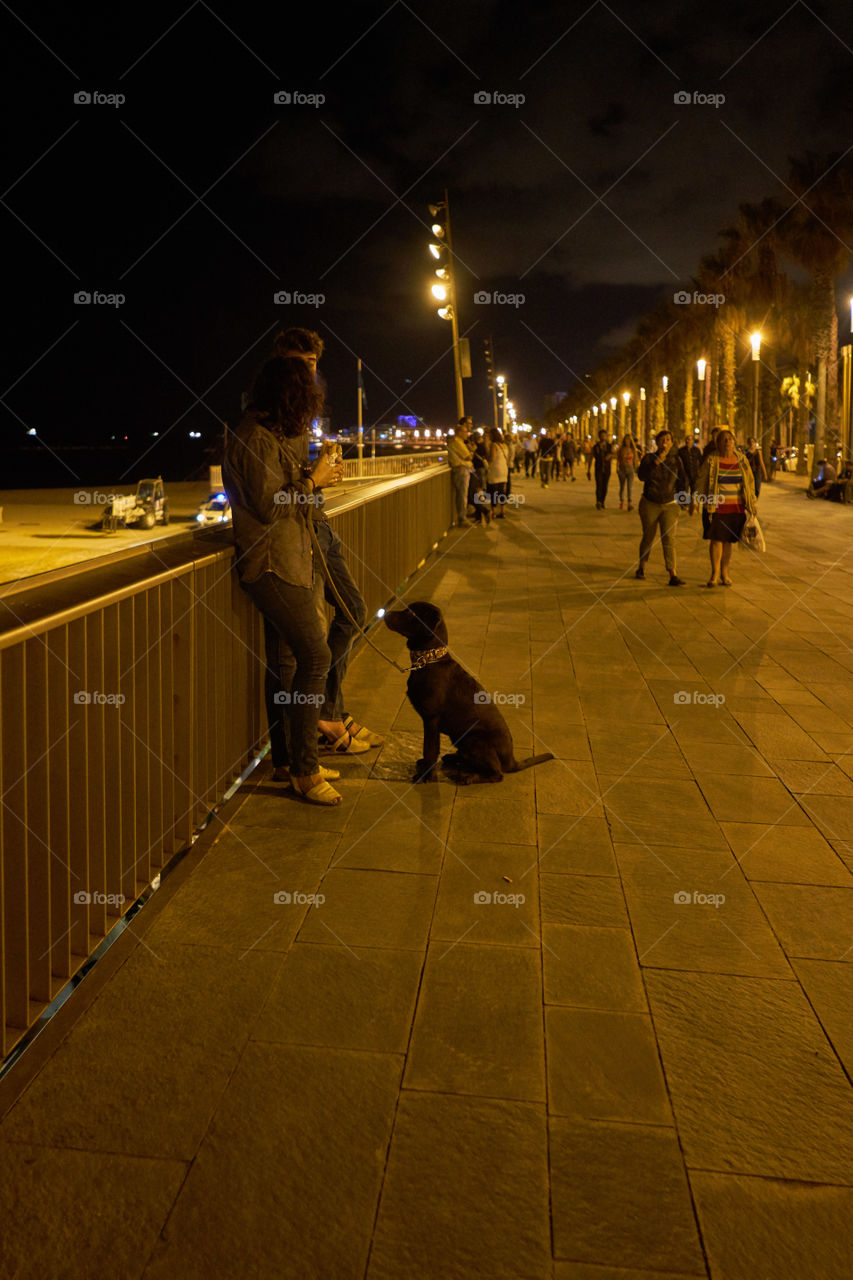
top-left (3, 0), bottom-right (853, 482)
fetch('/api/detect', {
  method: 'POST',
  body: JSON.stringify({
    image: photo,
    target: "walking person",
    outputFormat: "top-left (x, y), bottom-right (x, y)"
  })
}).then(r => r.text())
top-left (615, 434), bottom-right (639, 510)
top-left (582, 437), bottom-right (594, 479)
top-left (538, 430), bottom-right (556, 487)
top-left (744, 436), bottom-right (767, 498)
top-left (470, 434), bottom-right (492, 523)
top-left (563, 434), bottom-right (577, 480)
top-left (677, 433), bottom-right (702, 501)
top-left (592, 430), bottom-right (614, 509)
top-left (447, 418), bottom-right (474, 527)
top-left (486, 427), bottom-right (510, 517)
top-left (523, 434), bottom-right (537, 476)
top-left (634, 429), bottom-right (693, 585)
top-left (695, 428), bottom-right (757, 587)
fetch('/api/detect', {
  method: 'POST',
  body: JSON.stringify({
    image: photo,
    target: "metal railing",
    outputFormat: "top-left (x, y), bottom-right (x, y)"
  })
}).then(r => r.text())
top-left (0, 466), bottom-right (452, 1058)
top-left (340, 450), bottom-right (445, 480)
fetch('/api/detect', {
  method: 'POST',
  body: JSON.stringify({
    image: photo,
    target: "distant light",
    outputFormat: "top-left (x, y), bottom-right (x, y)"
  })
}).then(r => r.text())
top-left (189, 430), bottom-right (201, 438)
top-left (414, 430), bottom-right (420, 438)
top-left (395, 429), bottom-right (403, 438)
top-left (697, 358), bottom-right (707, 382)
top-left (428, 243), bottom-right (442, 259)
top-left (750, 331), bottom-right (761, 360)
top-left (27, 428), bottom-right (37, 436)
top-left (377, 608), bottom-right (386, 618)
top-left (431, 223), bottom-right (444, 238)
top-left (152, 431), bottom-right (159, 437)
top-left (437, 306), bottom-right (452, 320)
top-left (431, 284), bottom-right (448, 301)
top-left (424, 429), bottom-right (431, 437)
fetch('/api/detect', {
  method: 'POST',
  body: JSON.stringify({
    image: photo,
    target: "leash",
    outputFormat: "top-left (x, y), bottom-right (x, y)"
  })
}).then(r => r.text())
top-left (308, 518), bottom-right (413, 674)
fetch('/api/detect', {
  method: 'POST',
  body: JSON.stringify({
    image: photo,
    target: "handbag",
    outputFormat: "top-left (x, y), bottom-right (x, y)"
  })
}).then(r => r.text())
top-left (741, 511), bottom-right (766, 552)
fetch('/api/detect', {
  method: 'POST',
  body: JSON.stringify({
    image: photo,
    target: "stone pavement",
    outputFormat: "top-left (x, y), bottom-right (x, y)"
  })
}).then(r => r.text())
top-left (2, 469), bottom-right (853, 1279)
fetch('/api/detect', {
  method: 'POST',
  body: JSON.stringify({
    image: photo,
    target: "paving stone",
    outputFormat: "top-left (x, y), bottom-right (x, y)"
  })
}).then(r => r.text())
top-left (367, 1093), bottom-right (550, 1280)
top-left (550, 1119), bottom-right (704, 1273)
top-left (142, 1044), bottom-right (401, 1280)
top-left (694, 773), bottom-right (811, 826)
top-left (645, 969), bottom-right (853, 1181)
top-left (534, 759), bottom-right (603, 817)
top-left (0, 1142), bottom-right (186, 1280)
top-left (597, 775), bottom-right (712, 825)
top-left (0, 942), bottom-right (279, 1160)
top-left (772, 758), bottom-right (853, 795)
top-left (145, 848), bottom-right (329, 951)
top-left (542, 924), bottom-right (647, 1012)
top-left (692, 1171), bottom-right (853, 1280)
top-left (329, 780), bottom-right (451, 873)
top-left (554, 1267), bottom-right (701, 1280)
top-left (614, 842), bottom-right (791, 977)
top-left (447, 792), bottom-right (538, 846)
top-left (431, 842), bottom-right (540, 948)
top-left (253, 943), bottom-right (423, 1053)
top-left (296, 868), bottom-right (437, 950)
top-left (404, 943), bottom-right (545, 1101)
top-left (750, 882), bottom-right (853, 959)
top-left (679, 741), bottom-right (774, 777)
top-left (546, 1007), bottom-right (671, 1123)
top-left (605, 812), bottom-right (728, 851)
top-left (798, 793), bottom-right (853, 846)
top-left (791, 959), bottom-right (853, 1076)
top-left (541, 874), bottom-right (629, 928)
top-left (721, 820), bottom-right (853, 885)
top-left (537, 814), bottom-right (618, 875)
top-left (732, 711), bottom-right (829, 761)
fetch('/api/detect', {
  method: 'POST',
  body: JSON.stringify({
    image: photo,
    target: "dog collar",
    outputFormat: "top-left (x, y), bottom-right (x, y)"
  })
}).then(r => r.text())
top-left (409, 645), bottom-right (449, 670)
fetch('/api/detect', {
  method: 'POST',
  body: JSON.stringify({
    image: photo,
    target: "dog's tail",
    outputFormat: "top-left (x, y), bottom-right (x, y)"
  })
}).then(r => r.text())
top-left (508, 752), bottom-right (554, 773)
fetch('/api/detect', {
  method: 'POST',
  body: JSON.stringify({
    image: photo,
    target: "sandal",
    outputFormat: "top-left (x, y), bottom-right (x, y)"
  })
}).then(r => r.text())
top-left (721, 578), bottom-right (733, 587)
top-left (272, 764), bottom-right (339, 783)
top-left (319, 729), bottom-right (371, 755)
top-left (343, 715), bottom-right (385, 748)
top-left (706, 580), bottom-right (719, 588)
top-left (291, 775), bottom-right (342, 806)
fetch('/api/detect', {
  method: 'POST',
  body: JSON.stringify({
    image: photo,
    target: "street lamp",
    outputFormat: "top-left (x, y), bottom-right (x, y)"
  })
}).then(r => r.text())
top-left (496, 374), bottom-right (508, 433)
top-left (750, 331), bottom-right (761, 463)
top-left (662, 375), bottom-right (668, 430)
top-left (697, 358), bottom-right (707, 442)
top-left (428, 193), bottom-right (464, 420)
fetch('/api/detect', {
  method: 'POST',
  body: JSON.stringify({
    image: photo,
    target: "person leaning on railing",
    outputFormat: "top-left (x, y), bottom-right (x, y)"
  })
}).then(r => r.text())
top-left (447, 417), bottom-right (474, 527)
top-left (222, 355), bottom-right (346, 806)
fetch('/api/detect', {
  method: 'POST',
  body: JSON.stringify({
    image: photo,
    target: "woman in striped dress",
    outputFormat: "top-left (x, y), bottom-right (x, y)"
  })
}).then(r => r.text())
top-left (695, 429), bottom-right (757, 587)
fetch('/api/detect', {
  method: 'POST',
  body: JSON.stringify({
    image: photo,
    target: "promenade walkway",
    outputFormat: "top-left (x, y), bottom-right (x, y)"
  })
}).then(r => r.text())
top-left (2, 469), bottom-right (853, 1279)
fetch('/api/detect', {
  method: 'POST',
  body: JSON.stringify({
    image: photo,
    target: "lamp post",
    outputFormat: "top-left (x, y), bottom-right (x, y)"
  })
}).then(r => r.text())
top-left (662, 376), bottom-right (668, 430)
top-left (429, 192), bottom-right (464, 420)
top-left (496, 374), bottom-right (507, 434)
top-left (639, 386), bottom-right (646, 446)
top-left (621, 390), bottom-right (630, 436)
top-left (697, 358), bottom-right (706, 444)
top-left (610, 397), bottom-right (617, 438)
top-left (750, 331), bottom-right (762, 470)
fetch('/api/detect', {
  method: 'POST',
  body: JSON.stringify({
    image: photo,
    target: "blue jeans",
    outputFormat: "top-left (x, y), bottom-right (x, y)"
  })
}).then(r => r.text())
top-left (315, 520), bottom-right (366, 722)
top-left (451, 466), bottom-right (469, 521)
top-left (248, 572), bottom-right (331, 776)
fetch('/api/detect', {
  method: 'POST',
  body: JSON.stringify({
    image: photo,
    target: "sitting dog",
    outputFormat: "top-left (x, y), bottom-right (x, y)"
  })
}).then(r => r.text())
top-left (384, 601), bottom-right (554, 783)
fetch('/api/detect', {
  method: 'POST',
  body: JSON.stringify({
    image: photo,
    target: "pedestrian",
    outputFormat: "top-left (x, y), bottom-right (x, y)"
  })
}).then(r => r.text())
top-left (615, 434), bottom-right (639, 510)
top-left (513, 439), bottom-right (525, 474)
top-left (486, 427), bottom-right (510, 517)
top-left (563, 434), bottom-right (577, 480)
top-left (592, 430), bottom-right (614, 509)
top-left (537, 430), bottom-right (556, 487)
top-left (677, 433), bottom-right (702, 501)
top-left (701, 427), bottom-right (720, 462)
top-left (523, 434), bottom-right (537, 476)
top-left (447, 418), bottom-right (474, 527)
top-left (470, 434), bottom-right (492, 523)
top-left (583, 436), bottom-right (594, 479)
top-left (634, 429), bottom-right (693, 585)
top-left (695, 428), bottom-right (757, 587)
top-left (744, 436), bottom-right (767, 498)
top-left (223, 353), bottom-right (347, 806)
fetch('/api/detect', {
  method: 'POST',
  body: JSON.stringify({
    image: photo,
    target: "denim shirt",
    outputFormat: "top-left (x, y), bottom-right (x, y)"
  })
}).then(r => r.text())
top-left (222, 412), bottom-right (316, 587)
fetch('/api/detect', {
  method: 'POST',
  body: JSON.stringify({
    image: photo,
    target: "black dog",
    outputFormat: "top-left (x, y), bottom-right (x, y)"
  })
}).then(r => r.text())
top-left (384, 601), bottom-right (554, 783)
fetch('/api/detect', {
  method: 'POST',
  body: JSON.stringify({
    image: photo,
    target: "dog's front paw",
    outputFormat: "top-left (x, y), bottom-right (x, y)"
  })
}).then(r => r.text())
top-left (413, 758), bottom-right (438, 783)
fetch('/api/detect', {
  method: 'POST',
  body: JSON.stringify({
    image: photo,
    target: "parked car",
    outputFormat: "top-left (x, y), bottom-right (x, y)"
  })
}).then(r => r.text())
top-left (196, 494), bottom-right (231, 526)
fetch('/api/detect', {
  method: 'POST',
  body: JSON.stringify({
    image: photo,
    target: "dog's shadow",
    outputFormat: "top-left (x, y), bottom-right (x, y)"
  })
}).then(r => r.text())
top-left (368, 732), bottom-right (428, 782)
